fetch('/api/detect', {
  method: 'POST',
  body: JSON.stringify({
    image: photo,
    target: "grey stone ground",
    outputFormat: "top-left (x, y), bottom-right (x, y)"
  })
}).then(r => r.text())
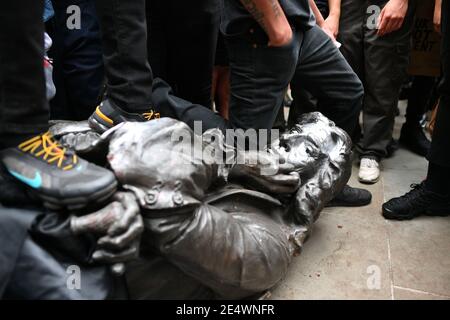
top-left (271, 101), bottom-right (450, 300)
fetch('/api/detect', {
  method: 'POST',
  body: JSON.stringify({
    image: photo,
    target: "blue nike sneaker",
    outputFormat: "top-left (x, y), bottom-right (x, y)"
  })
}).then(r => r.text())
top-left (0, 132), bottom-right (117, 210)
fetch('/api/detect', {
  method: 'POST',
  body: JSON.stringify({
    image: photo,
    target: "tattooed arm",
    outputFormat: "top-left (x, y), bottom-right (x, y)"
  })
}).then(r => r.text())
top-left (240, 0), bottom-right (292, 47)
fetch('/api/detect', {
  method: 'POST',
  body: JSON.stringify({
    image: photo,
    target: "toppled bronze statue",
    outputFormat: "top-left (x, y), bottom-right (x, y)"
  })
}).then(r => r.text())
top-left (49, 112), bottom-right (352, 299)
top-left (0, 112), bottom-right (351, 299)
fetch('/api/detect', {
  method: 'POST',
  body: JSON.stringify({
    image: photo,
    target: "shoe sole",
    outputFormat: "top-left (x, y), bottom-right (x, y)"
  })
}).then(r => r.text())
top-left (326, 198), bottom-right (372, 208)
top-left (89, 113), bottom-right (113, 134)
top-left (35, 180), bottom-right (117, 211)
top-left (382, 207), bottom-right (450, 221)
top-left (358, 176), bottom-right (380, 185)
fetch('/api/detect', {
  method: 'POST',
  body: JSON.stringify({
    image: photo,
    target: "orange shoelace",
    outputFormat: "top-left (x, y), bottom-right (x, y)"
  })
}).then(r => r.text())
top-left (142, 110), bottom-right (161, 121)
top-left (18, 132), bottom-right (77, 171)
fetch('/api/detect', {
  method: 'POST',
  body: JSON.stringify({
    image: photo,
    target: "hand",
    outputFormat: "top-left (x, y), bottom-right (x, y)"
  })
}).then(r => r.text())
top-left (71, 192), bottom-right (144, 274)
top-left (322, 14), bottom-right (340, 39)
top-left (230, 150), bottom-right (301, 195)
top-left (434, 0), bottom-right (442, 34)
top-left (377, 0), bottom-right (409, 36)
top-left (50, 120), bottom-right (102, 154)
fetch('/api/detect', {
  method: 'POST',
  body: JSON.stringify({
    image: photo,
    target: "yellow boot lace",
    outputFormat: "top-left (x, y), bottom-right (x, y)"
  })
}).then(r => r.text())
top-left (142, 110), bottom-right (161, 121)
top-left (18, 132), bottom-right (78, 171)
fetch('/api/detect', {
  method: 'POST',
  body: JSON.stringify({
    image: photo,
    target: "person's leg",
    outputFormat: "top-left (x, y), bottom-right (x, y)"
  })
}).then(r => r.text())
top-left (428, 0), bottom-right (450, 176)
top-left (425, 0), bottom-right (450, 197)
top-left (336, 0), bottom-right (366, 142)
top-left (94, 0), bottom-right (153, 113)
top-left (226, 27), bottom-right (300, 132)
top-left (292, 25), bottom-right (364, 137)
top-left (0, 0), bottom-right (49, 148)
top-left (291, 25), bottom-right (371, 208)
top-left (89, 0), bottom-right (158, 133)
top-left (0, 0), bottom-right (117, 210)
top-left (338, 0), bottom-right (366, 84)
top-left (214, 66), bottom-right (231, 119)
top-left (213, 32), bottom-right (231, 119)
top-left (405, 76), bottom-right (436, 125)
top-left (399, 75), bottom-right (434, 156)
top-left (146, 0), bottom-right (169, 80)
top-left (166, 0), bottom-right (220, 108)
top-left (50, 0), bottom-right (105, 121)
top-left (383, 0), bottom-right (450, 220)
top-left (359, 0), bottom-right (416, 161)
top-left (152, 78), bottom-right (230, 133)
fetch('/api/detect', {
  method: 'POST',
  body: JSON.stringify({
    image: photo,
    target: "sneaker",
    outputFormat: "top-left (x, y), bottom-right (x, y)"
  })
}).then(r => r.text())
top-left (359, 158), bottom-right (380, 184)
top-left (326, 185), bottom-right (372, 207)
top-left (399, 124), bottom-right (430, 157)
top-left (0, 132), bottom-right (117, 210)
top-left (383, 182), bottom-right (450, 220)
top-left (89, 99), bottom-right (160, 133)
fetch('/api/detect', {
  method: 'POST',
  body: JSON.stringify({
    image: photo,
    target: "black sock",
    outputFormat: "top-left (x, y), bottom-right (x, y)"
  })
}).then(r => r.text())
top-left (425, 162), bottom-right (450, 197)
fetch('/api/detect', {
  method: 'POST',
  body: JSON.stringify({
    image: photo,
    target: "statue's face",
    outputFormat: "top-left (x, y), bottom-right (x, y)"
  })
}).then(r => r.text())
top-left (272, 113), bottom-right (346, 173)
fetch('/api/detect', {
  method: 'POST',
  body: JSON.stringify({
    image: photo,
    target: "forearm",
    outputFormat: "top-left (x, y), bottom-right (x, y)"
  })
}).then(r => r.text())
top-left (434, 0), bottom-right (442, 33)
top-left (328, 0), bottom-right (341, 18)
top-left (309, 0), bottom-right (325, 26)
top-left (240, 0), bottom-right (291, 45)
top-left (435, 0), bottom-right (442, 13)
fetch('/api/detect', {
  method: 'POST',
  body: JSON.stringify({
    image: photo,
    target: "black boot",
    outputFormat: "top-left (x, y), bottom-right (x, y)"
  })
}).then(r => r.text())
top-left (383, 182), bottom-right (450, 220)
top-left (399, 123), bottom-right (431, 157)
top-left (327, 185), bottom-right (372, 207)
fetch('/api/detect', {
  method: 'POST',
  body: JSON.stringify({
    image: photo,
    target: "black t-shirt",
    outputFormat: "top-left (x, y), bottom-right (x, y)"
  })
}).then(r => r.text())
top-left (221, 0), bottom-right (316, 35)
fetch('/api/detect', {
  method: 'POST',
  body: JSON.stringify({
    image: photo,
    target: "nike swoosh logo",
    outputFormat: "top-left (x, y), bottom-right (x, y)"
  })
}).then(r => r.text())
top-left (8, 170), bottom-right (42, 189)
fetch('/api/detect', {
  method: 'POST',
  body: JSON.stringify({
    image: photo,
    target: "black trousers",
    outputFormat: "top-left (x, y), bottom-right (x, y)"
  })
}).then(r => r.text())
top-left (146, 0), bottom-right (220, 108)
top-left (48, 0), bottom-right (105, 121)
top-left (0, 0), bottom-right (49, 148)
top-left (95, 0), bottom-right (154, 113)
top-left (428, 0), bottom-right (450, 168)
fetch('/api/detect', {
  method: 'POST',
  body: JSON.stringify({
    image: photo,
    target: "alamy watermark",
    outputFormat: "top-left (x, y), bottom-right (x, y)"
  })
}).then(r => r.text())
top-left (170, 121), bottom-right (281, 176)
top-left (366, 265), bottom-right (381, 290)
top-left (66, 5), bottom-right (81, 30)
top-left (66, 265), bottom-right (81, 290)
top-left (367, 5), bottom-right (382, 30)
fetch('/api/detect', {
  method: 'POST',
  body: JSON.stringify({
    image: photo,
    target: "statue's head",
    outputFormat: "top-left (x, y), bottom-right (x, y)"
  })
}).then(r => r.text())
top-left (271, 112), bottom-right (353, 227)
top-left (272, 112), bottom-right (352, 176)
